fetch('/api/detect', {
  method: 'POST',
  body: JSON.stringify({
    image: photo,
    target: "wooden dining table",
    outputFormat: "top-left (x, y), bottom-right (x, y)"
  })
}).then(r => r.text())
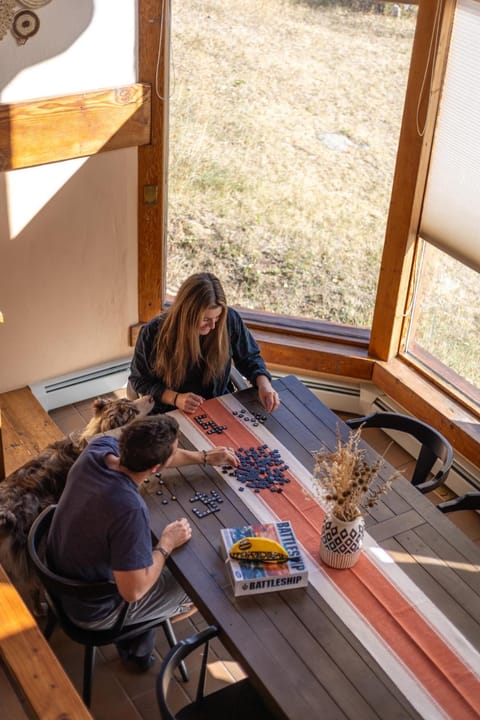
top-left (145, 374), bottom-right (480, 720)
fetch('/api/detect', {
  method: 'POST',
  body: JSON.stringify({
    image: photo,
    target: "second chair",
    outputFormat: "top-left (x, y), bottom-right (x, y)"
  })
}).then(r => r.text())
top-left (346, 411), bottom-right (454, 493)
top-left (156, 625), bottom-right (275, 720)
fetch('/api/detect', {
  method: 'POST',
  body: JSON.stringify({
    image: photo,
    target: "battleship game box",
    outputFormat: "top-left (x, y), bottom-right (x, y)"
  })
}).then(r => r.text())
top-left (220, 520), bottom-right (309, 597)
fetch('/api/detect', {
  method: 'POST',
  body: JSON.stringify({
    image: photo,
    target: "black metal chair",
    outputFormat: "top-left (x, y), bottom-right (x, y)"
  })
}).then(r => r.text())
top-left (27, 504), bottom-right (188, 708)
top-left (346, 411), bottom-right (454, 493)
top-left (438, 492), bottom-right (480, 513)
top-left (156, 625), bottom-right (275, 720)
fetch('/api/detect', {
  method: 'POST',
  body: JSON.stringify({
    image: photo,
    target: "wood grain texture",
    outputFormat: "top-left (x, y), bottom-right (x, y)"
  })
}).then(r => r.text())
top-left (137, 0), bottom-right (170, 322)
top-left (0, 84), bottom-right (151, 172)
top-left (0, 566), bottom-right (92, 720)
top-left (145, 376), bottom-right (444, 720)
top-left (0, 387), bottom-right (63, 475)
top-left (369, 0), bottom-right (456, 360)
top-left (372, 357), bottom-right (480, 466)
top-left (255, 330), bottom-right (374, 380)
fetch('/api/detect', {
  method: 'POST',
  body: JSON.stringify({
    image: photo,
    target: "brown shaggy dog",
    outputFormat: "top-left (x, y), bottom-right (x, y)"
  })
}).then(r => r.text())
top-left (0, 394), bottom-right (153, 613)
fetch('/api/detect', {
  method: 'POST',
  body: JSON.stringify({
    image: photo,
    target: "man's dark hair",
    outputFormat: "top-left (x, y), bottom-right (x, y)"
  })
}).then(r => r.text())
top-left (118, 415), bottom-right (179, 471)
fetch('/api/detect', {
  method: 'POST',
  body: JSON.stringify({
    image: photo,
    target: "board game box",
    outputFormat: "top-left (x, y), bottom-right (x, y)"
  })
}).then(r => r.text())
top-left (220, 520), bottom-right (309, 597)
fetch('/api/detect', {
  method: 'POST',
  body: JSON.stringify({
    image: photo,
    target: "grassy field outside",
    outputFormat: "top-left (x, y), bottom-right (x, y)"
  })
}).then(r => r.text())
top-left (166, 0), bottom-right (480, 394)
top-left (167, 0), bottom-right (416, 326)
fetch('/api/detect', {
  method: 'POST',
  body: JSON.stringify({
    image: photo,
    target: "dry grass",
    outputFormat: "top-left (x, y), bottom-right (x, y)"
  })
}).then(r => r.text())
top-left (166, 0), bottom-right (479, 392)
top-left (167, 0), bottom-right (416, 326)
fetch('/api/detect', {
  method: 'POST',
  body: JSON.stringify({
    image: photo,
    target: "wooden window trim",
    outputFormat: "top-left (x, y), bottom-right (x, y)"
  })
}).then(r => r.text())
top-left (137, 0), bottom-right (171, 323)
top-left (134, 0), bottom-right (480, 469)
top-left (401, 345), bottom-right (480, 417)
top-left (372, 356), bottom-right (480, 463)
top-left (369, 0), bottom-right (456, 362)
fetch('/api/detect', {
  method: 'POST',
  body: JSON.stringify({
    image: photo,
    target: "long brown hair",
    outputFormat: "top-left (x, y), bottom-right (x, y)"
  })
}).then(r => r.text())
top-left (154, 272), bottom-right (229, 389)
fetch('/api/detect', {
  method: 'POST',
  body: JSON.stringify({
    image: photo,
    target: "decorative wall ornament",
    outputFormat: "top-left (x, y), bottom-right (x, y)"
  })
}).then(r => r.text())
top-left (18, 0), bottom-right (51, 7)
top-left (12, 8), bottom-right (39, 43)
top-left (0, 0), bottom-right (50, 44)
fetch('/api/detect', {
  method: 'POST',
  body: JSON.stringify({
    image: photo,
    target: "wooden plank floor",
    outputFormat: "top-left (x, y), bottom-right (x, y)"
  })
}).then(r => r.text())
top-left (32, 389), bottom-right (480, 720)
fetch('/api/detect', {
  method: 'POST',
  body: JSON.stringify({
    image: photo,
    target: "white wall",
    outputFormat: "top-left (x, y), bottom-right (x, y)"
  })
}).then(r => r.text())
top-left (0, 1), bottom-right (140, 391)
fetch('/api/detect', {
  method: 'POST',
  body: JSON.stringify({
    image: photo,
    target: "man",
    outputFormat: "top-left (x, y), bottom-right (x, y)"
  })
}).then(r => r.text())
top-left (47, 414), bottom-right (238, 671)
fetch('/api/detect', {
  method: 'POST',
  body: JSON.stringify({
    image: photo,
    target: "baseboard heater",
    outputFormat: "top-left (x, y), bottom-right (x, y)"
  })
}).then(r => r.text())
top-left (271, 371), bottom-right (362, 414)
top-left (30, 358), bottom-right (132, 411)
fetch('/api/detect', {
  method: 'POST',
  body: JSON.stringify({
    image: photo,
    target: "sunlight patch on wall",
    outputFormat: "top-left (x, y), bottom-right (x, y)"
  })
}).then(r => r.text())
top-left (5, 156), bottom-right (87, 237)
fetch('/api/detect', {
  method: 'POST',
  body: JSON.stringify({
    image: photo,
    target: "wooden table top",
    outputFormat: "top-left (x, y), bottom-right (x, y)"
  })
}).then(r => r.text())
top-left (145, 374), bottom-right (480, 720)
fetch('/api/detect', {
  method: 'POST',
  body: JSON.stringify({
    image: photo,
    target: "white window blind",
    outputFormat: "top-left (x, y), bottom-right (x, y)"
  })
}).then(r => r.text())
top-left (420, 0), bottom-right (480, 273)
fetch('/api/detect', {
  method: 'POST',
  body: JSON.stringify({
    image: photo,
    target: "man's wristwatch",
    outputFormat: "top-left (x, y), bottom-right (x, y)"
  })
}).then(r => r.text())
top-left (153, 546), bottom-right (170, 560)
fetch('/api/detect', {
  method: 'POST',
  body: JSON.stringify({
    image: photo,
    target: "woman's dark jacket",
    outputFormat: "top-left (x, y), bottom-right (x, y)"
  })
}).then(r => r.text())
top-left (128, 307), bottom-right (271, 414)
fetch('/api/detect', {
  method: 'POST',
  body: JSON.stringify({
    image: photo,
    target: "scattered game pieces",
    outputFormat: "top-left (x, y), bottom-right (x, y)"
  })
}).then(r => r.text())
top-left (189, 489), bottom-right (224, 518)
top-left (193, 407), bottom-right (267, 438)
top-left (222, 445), bottom-right (290, 495)
top-left (194, 413), bottom-right (227, 435)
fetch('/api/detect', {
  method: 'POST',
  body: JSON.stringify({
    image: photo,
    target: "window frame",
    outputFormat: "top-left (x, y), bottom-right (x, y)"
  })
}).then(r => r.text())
top-left (135, 0), bottom-right (480, 467)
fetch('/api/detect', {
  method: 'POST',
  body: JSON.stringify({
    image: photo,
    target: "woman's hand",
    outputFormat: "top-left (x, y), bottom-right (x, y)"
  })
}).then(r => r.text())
top-left (175, 392), bottom-right (205, 414)
top-left (256, 376), bottom-right (280, 413)
top-left (205, 446), bottom-right (239, 467)
top-left (159, 518), bottom-right (192, 554)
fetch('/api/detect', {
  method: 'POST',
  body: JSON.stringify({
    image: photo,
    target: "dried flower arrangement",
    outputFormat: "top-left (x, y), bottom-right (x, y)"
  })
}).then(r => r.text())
top-left (312, 426), bottom-right (400, 523)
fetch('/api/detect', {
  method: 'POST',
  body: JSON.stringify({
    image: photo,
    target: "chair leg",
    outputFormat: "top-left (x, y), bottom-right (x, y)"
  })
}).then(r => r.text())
top-left (162, 619), bottom-right (189, 682)
top-left (82, 645), bottom-right (96, 708)
top-left (438, 492), bottom-right (480, 513)
top-left (43, 610), bottom-right (57, 640)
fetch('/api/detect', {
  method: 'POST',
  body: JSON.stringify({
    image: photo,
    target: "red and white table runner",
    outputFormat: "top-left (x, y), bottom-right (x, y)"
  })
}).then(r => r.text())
top-left (174, 395), bottom-right (480, 720)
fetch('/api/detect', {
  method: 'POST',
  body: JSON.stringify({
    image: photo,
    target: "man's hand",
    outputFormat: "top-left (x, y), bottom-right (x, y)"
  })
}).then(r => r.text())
top-left (170, 447), bottom-right (239, 467)
top-left (159, 518), bottom-right (192, 555)
top-left (205, 447), bottom-right (239, 467)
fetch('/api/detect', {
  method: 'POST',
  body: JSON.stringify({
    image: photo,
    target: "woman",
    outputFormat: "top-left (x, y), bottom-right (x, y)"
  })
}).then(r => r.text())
top-left (128, 272), bottom-right (280, 415)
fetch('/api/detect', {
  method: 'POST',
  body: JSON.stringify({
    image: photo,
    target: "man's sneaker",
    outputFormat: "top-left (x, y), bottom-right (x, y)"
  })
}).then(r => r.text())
top-left (118, 648), bottom-right (156, 673)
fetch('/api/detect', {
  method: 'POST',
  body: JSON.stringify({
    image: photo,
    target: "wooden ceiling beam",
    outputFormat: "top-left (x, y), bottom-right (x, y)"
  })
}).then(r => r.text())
top-left (0, 84), bottom-right (150, 172)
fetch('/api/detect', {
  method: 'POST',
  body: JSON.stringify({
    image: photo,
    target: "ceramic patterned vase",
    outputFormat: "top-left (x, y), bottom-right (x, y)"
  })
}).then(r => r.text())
top-left (320, 514), bottom-right (365, 569)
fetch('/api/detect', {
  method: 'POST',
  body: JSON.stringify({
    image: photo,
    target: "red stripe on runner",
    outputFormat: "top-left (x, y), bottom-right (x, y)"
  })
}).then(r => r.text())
top-left (183, 399), bottom-right (480, 719)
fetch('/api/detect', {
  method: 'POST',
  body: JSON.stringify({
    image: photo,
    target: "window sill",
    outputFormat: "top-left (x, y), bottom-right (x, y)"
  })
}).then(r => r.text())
top-left (372, 357), bottom-right (480, 467)
top-left (130, 313), bottom-right (479, 470)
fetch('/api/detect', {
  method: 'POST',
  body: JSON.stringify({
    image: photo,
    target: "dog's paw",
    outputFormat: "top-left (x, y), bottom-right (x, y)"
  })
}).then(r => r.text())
top-left (0, 510), bottom-right (17, 530)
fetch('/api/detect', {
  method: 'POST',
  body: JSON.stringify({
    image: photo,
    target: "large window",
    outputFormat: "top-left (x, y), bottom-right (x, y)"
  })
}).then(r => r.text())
top-left (167, 0), bottom-right (415, 329)
top-left (404, 0), bottom-right (480, 411)
top-left (405, 241), bottom-right (480, 410)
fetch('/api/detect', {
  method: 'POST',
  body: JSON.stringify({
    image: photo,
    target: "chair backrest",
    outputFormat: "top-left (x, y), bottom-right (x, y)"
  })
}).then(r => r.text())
top-left (27, 504), bottom-right (128, 625)
top-left (346, 412), bottom-right (454, 493)
top-left (228, 366), bottom-right (249, 392)
top-left (157, 626), bottom-right (219, 719)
